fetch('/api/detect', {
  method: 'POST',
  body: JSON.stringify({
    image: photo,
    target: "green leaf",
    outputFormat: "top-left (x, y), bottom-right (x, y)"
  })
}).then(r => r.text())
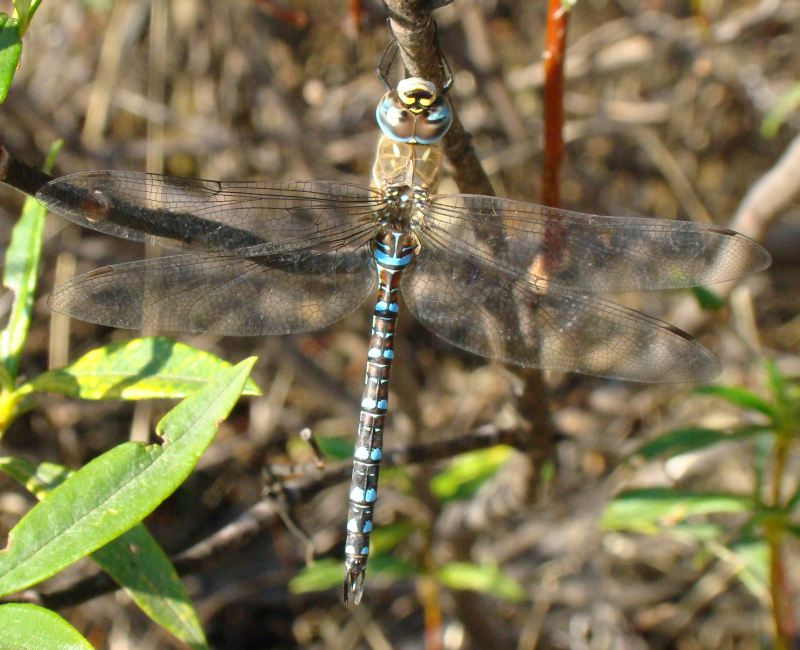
top-left (761, 81), bottom-right (800, 138)
top-left (0, 15), bottom-right (21, 103)
top-left (601, 488), bottom-right (753, 532)
top-left (436, 562), bottom-right (526, 602)
top-left (315, 436), bottom-right (353, 461)
top-left (23, 337), bottom-right (260, 400)
top-left (0, 456), bottom-right (208, 649)
top-left (13, 1), bottom-right (31, 25)
top-left (367, 554), bottom-right (419, 578)
top-left (633, 425), bottom-right (771, 461)
top-left (765, 360), bottom-right (788, 402)
top-left (0, 141), bottom-right (61, 380)
top-left (0, 603), bottom-right (93, 649)
top-left (727, 537), bottom-right (769, 596)
top-left (691, 286), bottom-right (725, 311)
top-left (24, 0), bottom-right (42, 26)
top-left (753, 432), bottom-right (773, 503)
top-left (786, 480), bottom-right (800, 513)
top-left (91, 525), bottom-right (207, 649)
top-left (289, 559), bottom-right (342, 594)
top-left (430, 445), bottom-right (513, 502)
top-left (0, 457), bottom-right (71, 498)
top-left (0, 357), bottom-right (255, 596)
top-left (290, 554), bottom-right (418, 596)
top-left (693, 385), bottom-right (775, 418)
top-left (666, 521), bottom-right (724, 542)
top-left (369, 521), bottom-right (414, 554)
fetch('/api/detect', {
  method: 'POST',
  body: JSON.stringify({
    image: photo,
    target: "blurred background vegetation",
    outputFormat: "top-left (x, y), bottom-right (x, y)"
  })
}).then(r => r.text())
top-left (0, 0), bottom-right (798, 647)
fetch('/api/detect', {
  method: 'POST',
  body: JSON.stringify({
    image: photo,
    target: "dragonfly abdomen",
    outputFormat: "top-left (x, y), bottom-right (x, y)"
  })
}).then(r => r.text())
top-left (343, 231), bottom-right (416, 605)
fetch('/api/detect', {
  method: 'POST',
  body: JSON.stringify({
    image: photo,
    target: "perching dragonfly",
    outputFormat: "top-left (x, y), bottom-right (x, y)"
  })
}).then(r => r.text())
top-left (0, 47), bottom-right (769, 606)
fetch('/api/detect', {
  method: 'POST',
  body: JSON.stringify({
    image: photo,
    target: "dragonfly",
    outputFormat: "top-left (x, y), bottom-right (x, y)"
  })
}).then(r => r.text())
top-left (0, 46), bottom-right (769, 606)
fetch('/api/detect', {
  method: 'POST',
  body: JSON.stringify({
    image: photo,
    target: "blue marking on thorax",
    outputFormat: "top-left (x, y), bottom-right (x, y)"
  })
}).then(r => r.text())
top-left (375, 300), bottom-right (399, 314)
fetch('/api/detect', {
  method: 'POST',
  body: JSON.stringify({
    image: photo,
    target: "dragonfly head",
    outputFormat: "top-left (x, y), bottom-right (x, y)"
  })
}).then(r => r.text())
top-left (376, 77), bottom-right (452, 145)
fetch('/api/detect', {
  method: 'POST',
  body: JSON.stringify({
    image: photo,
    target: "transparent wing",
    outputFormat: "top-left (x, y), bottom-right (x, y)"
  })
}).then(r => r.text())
top-left (37, 172), bottom-right (383, 256)
top-left (402, 240), bottom-right (720, 382)
top-left (49, 243), bottom-right (377, 336)
top-left (423, 195), bottom-right (770, 291)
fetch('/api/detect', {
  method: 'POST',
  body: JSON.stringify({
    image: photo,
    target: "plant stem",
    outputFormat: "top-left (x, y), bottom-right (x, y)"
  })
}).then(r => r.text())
top-left (541, 0), bottom-right (569, 209)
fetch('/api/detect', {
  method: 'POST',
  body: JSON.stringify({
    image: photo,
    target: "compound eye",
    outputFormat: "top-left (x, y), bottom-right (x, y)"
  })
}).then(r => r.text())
top-left (414, 97), bottom-right (453, 144)
top-left (376, 92), bottom-right (416, 141)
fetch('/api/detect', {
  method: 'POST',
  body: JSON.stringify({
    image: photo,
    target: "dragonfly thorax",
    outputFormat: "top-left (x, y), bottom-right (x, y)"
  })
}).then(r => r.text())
top-left (376, 77), bottom-right (452, 145)
top-left (380, 183), bottom-right (427, 232)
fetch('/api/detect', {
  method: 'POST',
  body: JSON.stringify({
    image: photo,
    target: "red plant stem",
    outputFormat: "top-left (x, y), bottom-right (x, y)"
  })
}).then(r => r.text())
top-left (252, 0), bottom-right (309, 29)
top-left (768, 436), bottom-right (797, 647)
top-left (769, 535), bottom-right (796, 649)
top-left (349, 0), bottom-right (363, 29)
top-left (541, 0), bottom-right (569, 209)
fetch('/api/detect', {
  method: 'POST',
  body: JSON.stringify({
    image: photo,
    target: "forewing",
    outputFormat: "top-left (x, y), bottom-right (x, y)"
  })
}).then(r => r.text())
top-left (48, 244), bottom-right (377, 336)
top-left (37, 172), bottom-right (382, 255)
top-left (424, 195), bottom-right (770, 291)
top-left (401, 243), bottom-right (720, 382)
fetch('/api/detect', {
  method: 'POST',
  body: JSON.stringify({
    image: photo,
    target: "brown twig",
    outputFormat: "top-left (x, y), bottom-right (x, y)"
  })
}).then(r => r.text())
top-left (0, 142), bottom-right (56, 196)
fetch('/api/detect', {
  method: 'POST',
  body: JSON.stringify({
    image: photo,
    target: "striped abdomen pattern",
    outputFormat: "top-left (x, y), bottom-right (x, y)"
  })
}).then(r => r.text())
top-left (343, 229), bottom-right (416, 605)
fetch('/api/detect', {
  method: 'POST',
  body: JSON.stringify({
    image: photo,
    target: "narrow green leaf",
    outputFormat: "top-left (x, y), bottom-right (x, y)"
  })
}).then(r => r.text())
top-left (289, 559), bottom-right (342, 594)
top-left (634, 425), bottom-right (771, 461)
top-left (765, 360), bottom-right (791, 408)
top-left (666, 521), bottom-right (724, 542)
top-left (315, 436), bottom-right (353, 461)
top-left (430, 445), bottom-right (513, 502)
top-left (367, 554), bottom-right (419, 578)
top-left (369, 521), bottom-right (414, 554)
top-left (691, 286), bottom-right (725, 311)
top-left (0, 357), bottom-right (255, 596)
top-left (0, 141), bottom-right (61, 379)
top-left (0, 603), bottom-right (93, 649)
top-left (436, 562), bottom-right (526, 602)
top-left (727, 537), bottom-right (769, 596)
top-left (761, 81), bottom-right (800, 138)
top-left (694, 385), bottom-right (775, 418)
top-left (24, 337), bottom-right (260, 400)
top-left (0, 457), bottom-right (71, 499)
top-left (753, 432), bottom-right (773, 503)
top-left (0, 457), bottom-right (208, 649)
top-left (291, 554), bottom-right (420, 596)
top-left (25, 0), bottom-right (42, 26)
top-left (0, 15), bottom-right (21, 103)
top-left (786, 480), bottom-right (800, 513)
top-left (601, 488), bottom-right (753, 532)
top-left (13, 1), bottom-right (31, 25)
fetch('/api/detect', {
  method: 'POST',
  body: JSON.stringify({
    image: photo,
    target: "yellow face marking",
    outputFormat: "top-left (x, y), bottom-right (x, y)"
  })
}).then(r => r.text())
top-left (396, 77), bottom-right (438, 109)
